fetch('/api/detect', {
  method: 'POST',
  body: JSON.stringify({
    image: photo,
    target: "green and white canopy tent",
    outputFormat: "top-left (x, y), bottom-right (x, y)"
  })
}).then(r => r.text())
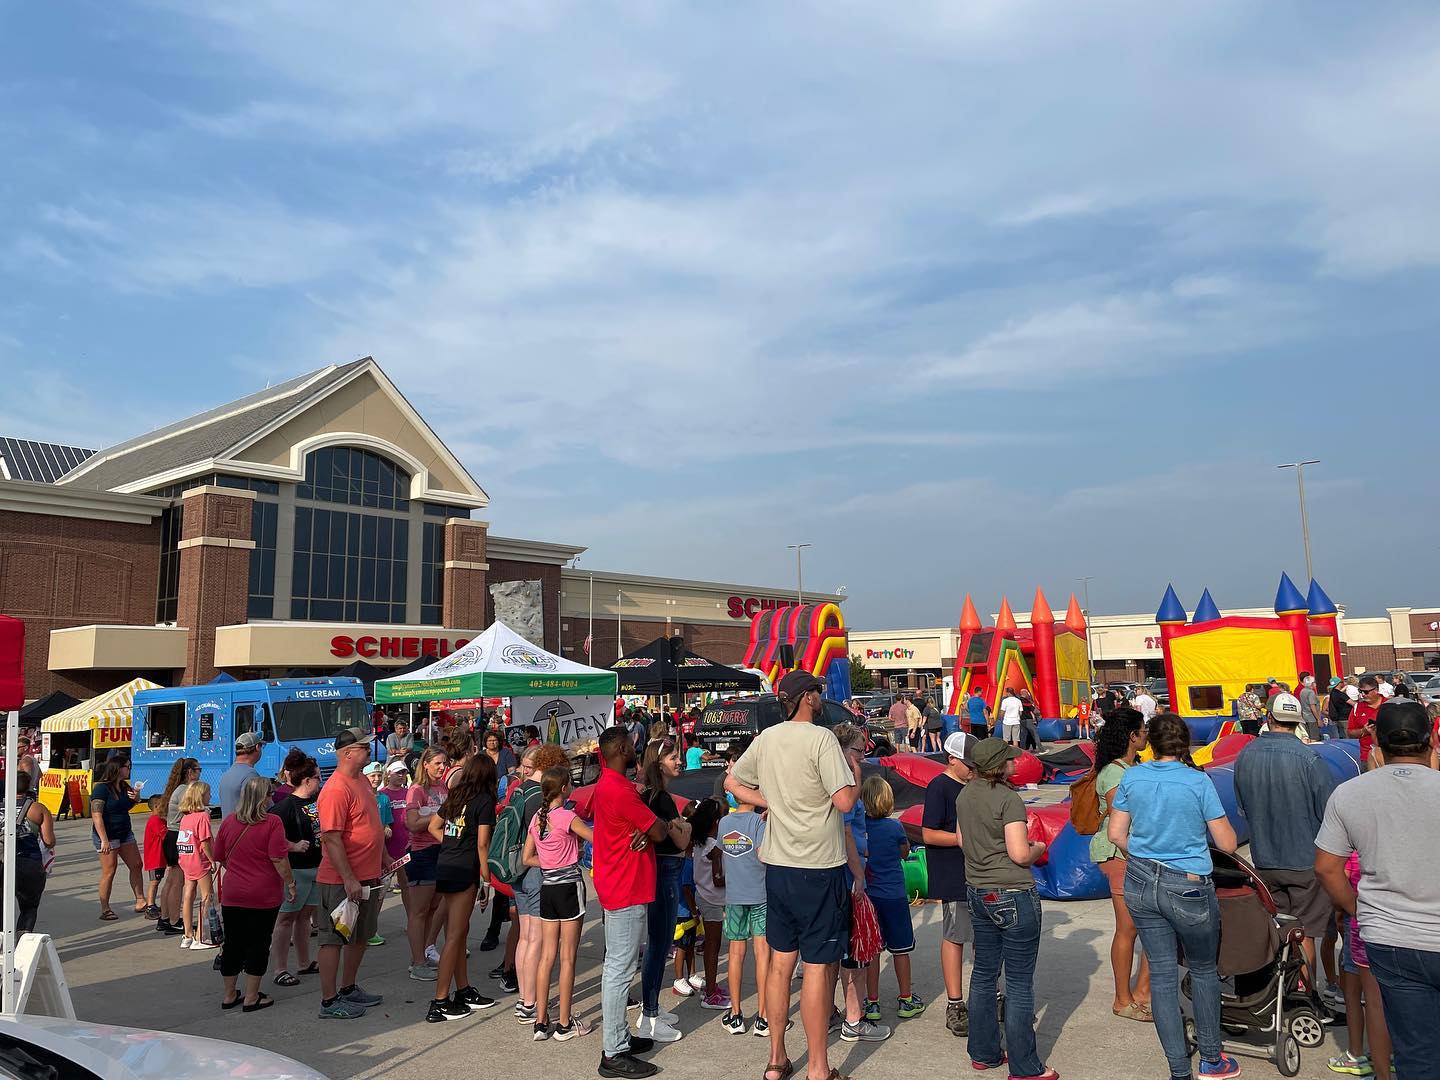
top-left (374, 621), bottom-right (617, 703)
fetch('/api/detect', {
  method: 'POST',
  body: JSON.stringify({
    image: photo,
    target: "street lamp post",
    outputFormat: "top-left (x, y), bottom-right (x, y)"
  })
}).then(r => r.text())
top-left (788, 543), bottom-right (812, 605)
top-left (1078, 575), bottom-right (1095, 683)
top-left (1277, 460), bottom-right (1320, 584)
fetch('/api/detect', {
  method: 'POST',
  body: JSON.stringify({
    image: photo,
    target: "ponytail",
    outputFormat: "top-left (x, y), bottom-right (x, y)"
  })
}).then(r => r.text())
top-left (537, 766), bottom-right (569, 839)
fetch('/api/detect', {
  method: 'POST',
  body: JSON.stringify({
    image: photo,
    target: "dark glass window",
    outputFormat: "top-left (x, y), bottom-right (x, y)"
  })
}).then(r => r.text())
top-left (247, 500), bottom-right (278, 619)
top-left (422, 501), bottom-right (469, 519)
top-left (298, 446), bottom-right (410, 511)
top-left (155, 504), bottom-right (183, 623)
top-left (420, 521), bottom-right (445, 625)
top-left (1188, 685), bottom-right (1225, 711)
top-left (290, 505), bottom-right (408, 622)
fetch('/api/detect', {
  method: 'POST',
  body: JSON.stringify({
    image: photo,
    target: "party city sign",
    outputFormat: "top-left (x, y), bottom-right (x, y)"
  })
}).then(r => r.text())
top-left (865, 647), bottom-right (916, 661)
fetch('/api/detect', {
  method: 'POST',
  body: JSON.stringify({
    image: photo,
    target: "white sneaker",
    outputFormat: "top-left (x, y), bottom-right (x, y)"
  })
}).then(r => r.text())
top-left (658, 1006), bottom-right (679, 1025)
top-left (636, 1013), bottom-right (683, 1042)
top-left (179, 936), bottom-right (192, 950)
top-left (687, 973), bottom-right (706, 991)
top-left (425, 944), bottom-right (441, 966)
top-left (189, 940), bottom-right (217, 952)
top-left (672, 978), bottom-right (696, 997)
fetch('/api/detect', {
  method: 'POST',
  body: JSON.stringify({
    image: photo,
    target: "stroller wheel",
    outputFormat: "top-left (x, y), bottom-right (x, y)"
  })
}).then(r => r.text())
top-left (1182, 1016), bottom-right (1198, 1057)
top-left (1276, 1033), bottom-right (1301, 1077)
top-left (1289, 1009), bottom-right (1325, 1048)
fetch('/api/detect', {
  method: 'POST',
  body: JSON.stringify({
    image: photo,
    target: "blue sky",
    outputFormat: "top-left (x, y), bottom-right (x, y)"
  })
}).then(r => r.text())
top-left (3, 2), bottom-right (1438, 628)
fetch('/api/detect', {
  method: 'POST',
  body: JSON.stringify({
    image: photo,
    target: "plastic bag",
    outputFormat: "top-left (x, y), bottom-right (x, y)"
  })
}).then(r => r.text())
top-left (330, 896), bottom-right (359, 942)
top-left (206, 904), bottom-right (225, 946)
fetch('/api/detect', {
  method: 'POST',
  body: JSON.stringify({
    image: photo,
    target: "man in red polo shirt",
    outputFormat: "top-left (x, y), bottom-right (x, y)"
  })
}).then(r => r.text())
top-left (593, 726), bottom-right (688, 1079)
top-left (1348, 675), bottom-right (1384, 766)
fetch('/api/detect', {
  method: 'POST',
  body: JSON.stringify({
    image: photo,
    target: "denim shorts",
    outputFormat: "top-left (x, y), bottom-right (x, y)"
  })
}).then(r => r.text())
top-left (92, 827), bottom-right (136, 852)
top-left (512, 866), bottom-right (542, 918)
top-left (406, 844), bottom-right (439, 886)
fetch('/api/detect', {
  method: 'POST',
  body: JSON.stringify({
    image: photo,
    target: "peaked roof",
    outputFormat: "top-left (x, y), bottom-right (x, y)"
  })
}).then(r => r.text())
top-left (1274, 572), bottom-right (1308, 615)
top-left (611, 637), bottom-right (761, 693)
top-left (1156, 584), bottom-right (1186, 624)
top-left (58, 361), bottom-right (370, 491)
top-left (1192, 588), bottom-right (1222, 624)
top-left (0, 437), bottom-right (96, 483)
top-left (41, 677), bottom-right (163, 733)
top-left (1306, 579), bottom-right (1338, 617)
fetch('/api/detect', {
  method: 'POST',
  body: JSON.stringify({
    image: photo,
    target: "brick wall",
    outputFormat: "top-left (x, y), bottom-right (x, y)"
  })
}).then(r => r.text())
top-left (177, 491), bottom-right (253, 684)
top-left (1340, 643), bottom-right (1398, 673)
top-left (442, 520), bottom-right (488, 630)
top-left (0, 509), bottom-right (165, 699)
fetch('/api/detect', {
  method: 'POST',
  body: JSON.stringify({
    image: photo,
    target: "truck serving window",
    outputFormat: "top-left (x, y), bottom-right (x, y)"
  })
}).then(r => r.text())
top-left (147, 702), bottom-right (185, 748)
top-left (272, 697), bottom-right (369, 742)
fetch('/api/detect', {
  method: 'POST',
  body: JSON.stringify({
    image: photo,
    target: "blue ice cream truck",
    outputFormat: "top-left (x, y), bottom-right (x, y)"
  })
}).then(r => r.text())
top-left (130, 677), bottom-right (373, 801)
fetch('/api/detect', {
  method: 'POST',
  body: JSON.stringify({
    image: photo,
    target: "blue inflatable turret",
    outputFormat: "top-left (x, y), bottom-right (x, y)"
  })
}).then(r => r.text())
top-left (1274, 572), bottom-right (1308, 616)
top-left (1306, 579), bottom-right (1338, 617)
top-left (1192, 588), bottom-right (1221, 625)
top-left (1156, 584), bottom-right (1187, 625)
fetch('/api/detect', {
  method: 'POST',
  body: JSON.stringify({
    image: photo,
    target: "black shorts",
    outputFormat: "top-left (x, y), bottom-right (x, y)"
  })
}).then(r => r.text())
top-left (162, 830), bottom-right (180, 868)
top-left (436, 875), bottom-right (477, 895)
top-left (539, 879), bottom-right (586, 922)
top-left (150, 868), bottom-right (166, 882)
top-left (765, 864), bottom-right (849, 965)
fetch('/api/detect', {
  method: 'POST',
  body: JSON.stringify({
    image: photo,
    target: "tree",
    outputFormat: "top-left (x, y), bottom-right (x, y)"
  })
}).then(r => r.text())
top-left (849, 654), bottom-right (875, 693)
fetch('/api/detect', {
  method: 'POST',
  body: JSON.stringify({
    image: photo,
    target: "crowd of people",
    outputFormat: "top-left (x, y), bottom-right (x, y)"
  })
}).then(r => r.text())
top-left (4, 662), bottom-right (1438, 1080)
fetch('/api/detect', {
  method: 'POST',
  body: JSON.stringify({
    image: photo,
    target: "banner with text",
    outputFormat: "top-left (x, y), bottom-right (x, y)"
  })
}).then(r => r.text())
top-left (506, 695), bottom-right (613, 752)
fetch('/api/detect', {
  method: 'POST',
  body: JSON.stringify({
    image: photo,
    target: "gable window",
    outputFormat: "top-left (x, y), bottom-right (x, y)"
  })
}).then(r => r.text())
top-left (298, 446), bottom-right (410, 511)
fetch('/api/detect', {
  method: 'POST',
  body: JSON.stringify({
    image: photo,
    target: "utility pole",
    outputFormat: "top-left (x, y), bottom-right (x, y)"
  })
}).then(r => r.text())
top-left (1078, 575), bottom-right (1095, 683)
top-left (1277, 460), bottom-right (1320, 583)
top-left (788, 543), bottom-right (812, 605)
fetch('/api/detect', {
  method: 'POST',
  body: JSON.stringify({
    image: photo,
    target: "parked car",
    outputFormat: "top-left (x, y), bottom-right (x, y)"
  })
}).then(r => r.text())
top-left (1144, 677), bottom-right (1171, 707)
top-left (1418, 676), bottom-right (1440, 708)
top-left (694, 694), bottom-right (896, 760)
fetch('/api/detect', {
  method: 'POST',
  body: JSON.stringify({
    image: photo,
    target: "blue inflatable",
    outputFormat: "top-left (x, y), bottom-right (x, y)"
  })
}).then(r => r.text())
top-left (1031, 820), bottom-right (1108, 900)
top-left (1181, 716), bottom-right (1226, 744)
top-left (1037, 718), bottom-right (1079, 741)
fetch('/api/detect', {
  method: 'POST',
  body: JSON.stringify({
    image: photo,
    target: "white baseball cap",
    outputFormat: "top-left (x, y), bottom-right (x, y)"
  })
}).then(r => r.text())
top-left (943, 731), bottom-right (977, 764)
top-left (1269, 692), bottom-right (1303, 722)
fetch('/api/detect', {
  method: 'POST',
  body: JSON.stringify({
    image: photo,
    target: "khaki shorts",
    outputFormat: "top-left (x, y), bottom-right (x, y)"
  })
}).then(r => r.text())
top-left (942, 900), bottom-right (974, 945)
top-left (1256, 868), bottom-right (1332, 939)
top-left (314, 881), bottom-right (383, 947)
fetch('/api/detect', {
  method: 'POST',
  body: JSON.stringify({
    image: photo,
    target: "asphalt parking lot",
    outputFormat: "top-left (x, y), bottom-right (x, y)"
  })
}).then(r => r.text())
top-left (28, 814), bottom-right (1351, 1079)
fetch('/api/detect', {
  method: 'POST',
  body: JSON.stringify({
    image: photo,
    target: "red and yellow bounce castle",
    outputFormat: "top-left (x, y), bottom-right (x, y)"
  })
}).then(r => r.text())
top-left (743, 602), bottom-right (852, 700)
top-left (1156, 572), bottom-right (1343, 740)
top-left (945, 587), bottom-right (1091, 725)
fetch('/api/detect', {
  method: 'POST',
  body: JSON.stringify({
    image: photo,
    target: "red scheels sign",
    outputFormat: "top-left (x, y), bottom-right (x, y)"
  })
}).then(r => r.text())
top-left (330, 635), bottom-right (471, 659)
top-left (725, 596), bottom-right (798, 620)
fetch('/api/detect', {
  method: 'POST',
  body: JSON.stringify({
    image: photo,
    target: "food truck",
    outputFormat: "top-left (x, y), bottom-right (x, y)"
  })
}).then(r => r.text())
top-left (130, 677), bottom-right (372, 801)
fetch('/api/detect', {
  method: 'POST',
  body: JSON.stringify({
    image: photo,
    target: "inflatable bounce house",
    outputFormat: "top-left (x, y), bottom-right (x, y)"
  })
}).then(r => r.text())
top-left (742, 602), bottom-right (852, 702)
top-left (1157, 573), bottom-right (1343, 743)
top-left (944, 588), bottom-right (1091, 739)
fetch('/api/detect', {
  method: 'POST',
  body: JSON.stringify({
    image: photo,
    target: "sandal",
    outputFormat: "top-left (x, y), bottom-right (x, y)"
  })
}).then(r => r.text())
top-left (273, 971), bottom-right (300, 987)
top-left (823, 1071), bottom-right (854, 1080)
top-left (1113, 1002), bottom-right (1153, 1023)
top-left (221, 993), bottom-right (243, 1010)
top-left (298, 961), bottom-right (319, 975)
top-left (98, 909), bottom-right (118, 922)
top-left (243, 993), bottom-right (275, 1013)
top-left (763, 1062), bottom-right (794, 1080)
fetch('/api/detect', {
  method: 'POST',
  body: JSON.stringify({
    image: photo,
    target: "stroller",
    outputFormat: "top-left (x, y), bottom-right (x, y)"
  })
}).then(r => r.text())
top-left (1179, 849), bottom-right (1327, 1076)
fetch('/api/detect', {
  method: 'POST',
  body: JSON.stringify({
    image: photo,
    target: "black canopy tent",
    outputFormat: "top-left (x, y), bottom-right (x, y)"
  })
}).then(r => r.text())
top-left (611, 637), bottom-right (761, 695)
top-left (17, 691), bottom-right (80, 724)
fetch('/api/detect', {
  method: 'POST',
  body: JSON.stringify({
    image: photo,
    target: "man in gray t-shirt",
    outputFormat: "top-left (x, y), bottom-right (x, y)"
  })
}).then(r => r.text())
top-left (1314, 700), bottom-right (1440, 1077)
top-left (1296, 673), bottom-right (1324, 741)
top-left (218, 733), bottom-right (263, 817)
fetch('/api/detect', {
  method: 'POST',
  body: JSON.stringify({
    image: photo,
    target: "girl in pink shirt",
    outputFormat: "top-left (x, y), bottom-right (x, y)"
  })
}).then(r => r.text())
top-left (404, 748), bottom-right (450, 976)
top-left (174, 782), bottom-right (216, 951)
top-left (523, 766), bottom-right (594, 1041)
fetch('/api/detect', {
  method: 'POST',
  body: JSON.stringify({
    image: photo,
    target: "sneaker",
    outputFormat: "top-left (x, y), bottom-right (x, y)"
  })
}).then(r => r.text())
top-left (189, 939), bottom-right (217, 952)
top-left (425, 997), bottom-right (471, 1023)
top-left (897, 993), bottom-right (927, 1019)
top-left (1321, 985), bottom-right (1347, 1010)
top-left (367, 934), bottom-right (385, 946)
top-left (1199, 1056), bottom-right (1241, 1079)
top-left (687, 973), bottom-right (706, 991)
top-left (827, 1008), bottom-right (843, 1034)
top-left (156, 919), bottom-right (184, 936)
top-left (656, 1006), bottom-right (679, 1025)
top-left (179, 936), bottom-right (192, 949)
top-left (515, 1001), bottom-right (537, 1023)
top-left (454, 986), bottom-right (497, 1011)
top-left (479, 934), bottom-right (500, 952)
top-left (627, 994), bottom-right (642, 1011)
top-left (533, 1021), bottom-right (552, 1041)
top-left (499, 971), bottom-right (519, 995)
top-left (144, 905), bottom-right (161, 920)
top-left (969, 1053), bottom-right (1006, 1071)
top-left (409, 962), bottom-right (438, 981)
top-left (320, 996), bottom-right (368, 1020)
top-left (700, 989), bottom-right (731, 1011)
top-left (1327, 1053), bottom-right (1373, 1076)
top-left (339, 984), bottom-right (383, 1007)
top-left (425, 944), bottom-right (441, 966)
top-left (1008, 1071), bottom-right (1058, 1080)
top-left (672, 977), bottom-right (696, 997)
top-left (863, 998), bottom-right (881, 1022)
top-left (488, 962), bottom-right (508, 980)
top-left (720, 1011), bottom-right (748, 1035)
top-left (840, 1018), bottom-right (892, 1043)
top-left (598, 1053), bottom-right (659, 1079)
top-left (552, 1017), bottom-right (593, 1041)
top-left (947, 999), bottom-right (970, 1036)
top-left (635, 1014), bottom-right (683, 1042)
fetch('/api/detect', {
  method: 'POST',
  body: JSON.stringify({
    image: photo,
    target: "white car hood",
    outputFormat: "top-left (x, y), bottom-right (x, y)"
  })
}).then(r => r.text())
top-left (0, 1014), bottom-right (327, 1080)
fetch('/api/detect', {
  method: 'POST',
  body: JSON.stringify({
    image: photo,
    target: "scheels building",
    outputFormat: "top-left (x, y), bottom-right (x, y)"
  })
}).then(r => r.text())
top-left (0, 358), bottom-right (842, 701)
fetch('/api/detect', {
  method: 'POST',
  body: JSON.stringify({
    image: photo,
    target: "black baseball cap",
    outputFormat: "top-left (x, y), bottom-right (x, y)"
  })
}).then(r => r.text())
top-left (1375, 700), bottom-right (1432, 751)
top-left (334, 727), bottom-right (370, 751)
top-left (778, 671), bottom-right (825, 699)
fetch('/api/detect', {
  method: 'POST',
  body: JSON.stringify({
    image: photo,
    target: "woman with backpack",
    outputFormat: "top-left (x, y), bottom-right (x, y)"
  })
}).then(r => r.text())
top-left (1085, 707), bottom-right (1151, 1022)
top-left (4, 770), bottom-right (55, 933)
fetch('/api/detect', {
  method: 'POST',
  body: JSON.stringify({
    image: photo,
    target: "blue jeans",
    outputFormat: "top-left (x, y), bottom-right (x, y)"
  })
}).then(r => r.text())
top-left (602, 904), bottom-right (647, 1057)
top-left (1366, 942), bottom-right (1440, 1080)
top-left (641, 856), bottom-right (684, 1017)
top-left (967, 886), bottom-right (1045, 1077)
top-left (1125, 856), bottom-right (1222, 1078)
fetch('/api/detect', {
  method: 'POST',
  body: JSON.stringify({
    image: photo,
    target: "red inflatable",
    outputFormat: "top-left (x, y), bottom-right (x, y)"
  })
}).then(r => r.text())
top-left (1012, 751), bottom-right (1043, 787)
top-left (1204, 733), bottom-right (1255, 769)
top-left (877, 753), bottom-right (946, 788)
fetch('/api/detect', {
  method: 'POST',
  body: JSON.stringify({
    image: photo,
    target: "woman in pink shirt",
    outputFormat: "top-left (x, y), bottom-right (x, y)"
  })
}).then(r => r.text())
top-left (214, 776), bottom-right (294, 1012)
top-left (523, 765), bottom-right (594, 1041)
top-left (404, 747), bottom-right (450, 978)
